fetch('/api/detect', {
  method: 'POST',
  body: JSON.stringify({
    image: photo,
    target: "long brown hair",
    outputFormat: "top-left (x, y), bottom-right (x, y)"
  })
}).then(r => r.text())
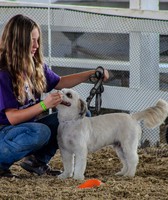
top-left (0, 14), bottom-right (46, 104)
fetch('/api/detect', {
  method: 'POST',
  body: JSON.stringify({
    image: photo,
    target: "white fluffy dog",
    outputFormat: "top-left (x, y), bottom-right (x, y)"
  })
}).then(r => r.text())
top-left (57, 88), bottom-right (168, 180)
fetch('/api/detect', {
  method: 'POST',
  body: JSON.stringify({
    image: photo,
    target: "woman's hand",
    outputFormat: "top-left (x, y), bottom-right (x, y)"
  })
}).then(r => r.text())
top-left (43, 91), bottom-right (63, 109)
top-left (103, 69), bottom-right (109, 82)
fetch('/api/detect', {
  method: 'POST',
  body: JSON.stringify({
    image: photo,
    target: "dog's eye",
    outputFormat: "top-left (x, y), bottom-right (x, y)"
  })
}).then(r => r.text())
top-left (66, 92), bottom-right (72, 99)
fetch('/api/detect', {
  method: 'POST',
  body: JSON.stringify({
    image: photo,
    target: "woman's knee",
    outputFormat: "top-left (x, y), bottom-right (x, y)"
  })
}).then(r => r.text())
top-left (17, 123), bottom-right (51, 147)
top-left (36, 123), bottom-right (51, 142)
top-left (33, 123), bottom-right (51, 144)
top-left (0, 123), bottom-right (51, 154)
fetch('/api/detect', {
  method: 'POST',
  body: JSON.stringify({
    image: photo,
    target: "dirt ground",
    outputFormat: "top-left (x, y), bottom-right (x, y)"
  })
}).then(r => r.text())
top-left (0, 135), bottom-right (168, 200)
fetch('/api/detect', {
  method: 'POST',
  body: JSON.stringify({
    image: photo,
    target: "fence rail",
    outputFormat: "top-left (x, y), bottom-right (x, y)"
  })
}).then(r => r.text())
top-left (0, 2), bottom-right (168, 146)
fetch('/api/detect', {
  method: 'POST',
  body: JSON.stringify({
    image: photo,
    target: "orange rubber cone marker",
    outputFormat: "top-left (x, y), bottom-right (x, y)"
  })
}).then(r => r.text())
top-left (77, 179), bottom-right (103, 189)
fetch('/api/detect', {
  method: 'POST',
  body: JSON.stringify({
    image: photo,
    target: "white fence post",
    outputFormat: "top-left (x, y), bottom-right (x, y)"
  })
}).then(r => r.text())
top-left (130, 0), bottom-right (160, 146)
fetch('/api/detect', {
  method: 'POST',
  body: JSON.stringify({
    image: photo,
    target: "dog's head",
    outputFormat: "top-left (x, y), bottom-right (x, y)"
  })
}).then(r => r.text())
top-left (57, 88), bottom-right (87, 122)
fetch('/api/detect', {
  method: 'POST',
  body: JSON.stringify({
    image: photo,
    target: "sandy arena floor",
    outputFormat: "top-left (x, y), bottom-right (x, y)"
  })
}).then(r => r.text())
top-left (0, 143), bottom-right (168, 200)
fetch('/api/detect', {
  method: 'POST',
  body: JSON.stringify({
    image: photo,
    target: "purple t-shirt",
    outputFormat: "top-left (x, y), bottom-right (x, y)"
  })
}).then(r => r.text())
top-left (0, 64), bottom-right (60, 124)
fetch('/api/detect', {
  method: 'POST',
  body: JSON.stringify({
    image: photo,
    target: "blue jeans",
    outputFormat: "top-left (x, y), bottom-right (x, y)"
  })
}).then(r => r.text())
top-left (0, 112), bottom-right (59, 170)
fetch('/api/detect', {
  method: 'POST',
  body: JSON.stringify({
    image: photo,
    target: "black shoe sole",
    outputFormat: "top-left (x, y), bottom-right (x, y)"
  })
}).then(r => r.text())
top-left (20, 162), bottom-right (62, 176)
top-left (20, 162), bottom-right (42, 175)
top-left (46, 169), bottom-right (62, 176)
top-left (0, 170), bottom-right (19, 178)
top-left (0, 173), bottom-right (19, 178)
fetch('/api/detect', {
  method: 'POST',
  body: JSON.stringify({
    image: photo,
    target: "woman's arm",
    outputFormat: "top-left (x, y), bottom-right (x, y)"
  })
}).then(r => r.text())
top-left (5, 105), bottom-right (44, 125)
top-left (5, 91), bottom-right (62, 125)
top-left (55, 69), bottom-right (109, 90)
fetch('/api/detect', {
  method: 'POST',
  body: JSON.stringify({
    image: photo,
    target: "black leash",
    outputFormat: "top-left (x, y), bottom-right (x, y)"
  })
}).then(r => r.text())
top-left (86, 66), bottom-right (104, 115)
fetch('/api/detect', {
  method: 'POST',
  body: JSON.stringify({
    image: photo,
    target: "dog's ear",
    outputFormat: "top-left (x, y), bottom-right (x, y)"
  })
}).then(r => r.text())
top-left (79, 99), bottom-right (87, 118)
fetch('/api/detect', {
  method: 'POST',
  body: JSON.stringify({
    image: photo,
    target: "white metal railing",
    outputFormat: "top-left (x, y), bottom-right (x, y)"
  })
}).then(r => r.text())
top-left (0, 2), bottom-right (168, 146)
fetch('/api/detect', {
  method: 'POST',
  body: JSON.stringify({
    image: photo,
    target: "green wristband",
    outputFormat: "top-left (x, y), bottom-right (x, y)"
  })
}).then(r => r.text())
top-left (40, 101), bottom-right (47, 111)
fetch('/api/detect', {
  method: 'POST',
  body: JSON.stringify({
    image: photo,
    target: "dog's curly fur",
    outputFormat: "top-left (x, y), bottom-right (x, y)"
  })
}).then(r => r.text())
top-left (57, 88), bottom-right (168, 180)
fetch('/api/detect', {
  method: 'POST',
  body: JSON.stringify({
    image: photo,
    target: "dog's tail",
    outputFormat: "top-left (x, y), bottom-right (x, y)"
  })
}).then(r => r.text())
top-left (132, 99), bottom-right (168, 129)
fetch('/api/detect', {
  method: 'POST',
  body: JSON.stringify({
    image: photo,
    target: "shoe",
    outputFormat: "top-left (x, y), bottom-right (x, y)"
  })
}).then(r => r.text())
top-left (20, 156), bottom-right (62, 176)
top-left (0, 169), bottom-right (19, 178)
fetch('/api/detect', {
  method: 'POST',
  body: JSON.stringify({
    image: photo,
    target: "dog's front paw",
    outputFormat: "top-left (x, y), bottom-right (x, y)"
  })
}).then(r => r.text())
top-left (115, 171), bottom-right (125, 176)
top-left (57, 172), bottom-right (71, 179)
top-left (115, 171), bottom-right (135, 177)
top-left (73, 174), bottom-right (85, 180)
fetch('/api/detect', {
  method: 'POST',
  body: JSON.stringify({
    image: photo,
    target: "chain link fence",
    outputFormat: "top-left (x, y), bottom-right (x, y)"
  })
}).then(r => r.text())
top-left (0, 3), bottom-right (168, 148)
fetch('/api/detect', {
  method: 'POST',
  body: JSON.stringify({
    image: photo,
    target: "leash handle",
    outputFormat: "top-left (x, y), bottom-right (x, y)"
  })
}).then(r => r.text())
top-left (86, 66), bottom-right (105, 115)
top-left (89, 66), bottom-right (104, 83)
top-left (95, 66), bottom-right (104, 79)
